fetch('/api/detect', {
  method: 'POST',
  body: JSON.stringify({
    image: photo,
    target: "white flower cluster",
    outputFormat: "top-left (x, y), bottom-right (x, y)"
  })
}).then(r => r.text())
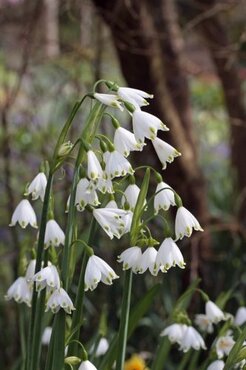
top-left (161, 299), bottom-right (246, 369)
top-left (6, 260), bottom-right (75, 314)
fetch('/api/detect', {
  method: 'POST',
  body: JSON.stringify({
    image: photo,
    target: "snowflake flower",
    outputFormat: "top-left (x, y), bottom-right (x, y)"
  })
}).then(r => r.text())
top-left (152, 137), bottom-right (181, 169)
top-left (84, 255), bottom-right (119, 291)
top-left (132, 110), bottom-right (169, 143)
top-left (175, 206), bottom-right (203, 240)
top-left (9, 199), bottom-right (37, 229)
top-left (46, 288), bottom-right (75, 314)
top-left (25, 172), bottom-right (47, 201)
top-left (44, 219), bottom-right (65, 249)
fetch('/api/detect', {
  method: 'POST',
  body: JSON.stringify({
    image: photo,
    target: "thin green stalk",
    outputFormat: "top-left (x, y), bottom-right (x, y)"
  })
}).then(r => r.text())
top-left (115, 270), bottom-right (133, 370)
top-left (48, 102), bottom-right (105, 370)
top-left (67, 218), bottom-right (98, 356)
top-left (19, 305), bottom-right (26, 370)
top-left (26, 173), bottom-right (53, 370)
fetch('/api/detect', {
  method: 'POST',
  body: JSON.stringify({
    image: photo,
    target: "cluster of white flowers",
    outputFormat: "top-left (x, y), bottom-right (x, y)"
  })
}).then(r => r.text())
top-left (6, 84), bottom-right (205, 319)
top-left (162, 298), bottom-right (246, 369)
top-left (161, 323), bottom-right (206, 352)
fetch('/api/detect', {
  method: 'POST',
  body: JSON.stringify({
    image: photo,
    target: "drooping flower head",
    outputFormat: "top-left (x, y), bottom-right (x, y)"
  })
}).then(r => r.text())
top-left (132, 110), bottom-right (169, 143)
top-left (179, 325), bottom-right (206, 352)
top-left (25, 172), bottom-right (47, 201)
top-left (138, 247), bottom-right (158, 276)
top-left (160, 323), bottom-right (187, 345)
top-left (94, 93), bottom-right (123, 111)
top-left (155, 237), bottom-right (185, 272)
top-left (154, 181), bottom-right (176, 214)
top-left (87, 150), bottom-right (104, 181)
top-left (121, 183), bottom-right (141, 212)
top-left (9, 199), bottom-right (37, 229)
top-left (205, 300), bottom-right (225, 324)
top-left (44, 219), bottom-right (65, 249)
top-left (5, 277), bottom-right (32, 307)
top-left (75, 178), bottom-right (100, 211)
top-left (93, 207), bottom-right (131, 239)
top-left (45, 288), bottom-right (75, 314)
top-left (175, 206), bottom-right (203, 240)
top-left (78, 360), bottom-right (98, 370)
top-left (234, 307), bottom-right (246, 326)
top-left (194, 314), bottom-right (213, 333)
top-left (207, 360), bottom-right (225, 370)
top-left (33, 264), bottom-right (60, 291)
top-left (216, 333), bottom-right (235, 358)
top-left (117, 86), bottom-right (153, 109)
top-left (117, 246), bottom-right (142, 273)
top-left (84, 255), bottom-right (119, 291)
top-left (152, 137), bottom-right (181, 170)
top-left (114, 126), bottom-right (144, 157)
top-left (104, 150), bottom-right (134, 179)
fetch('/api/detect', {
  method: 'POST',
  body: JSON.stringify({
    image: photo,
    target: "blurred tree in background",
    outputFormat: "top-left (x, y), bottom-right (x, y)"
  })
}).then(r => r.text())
top-left (0, 0), bottom-right (245, 368)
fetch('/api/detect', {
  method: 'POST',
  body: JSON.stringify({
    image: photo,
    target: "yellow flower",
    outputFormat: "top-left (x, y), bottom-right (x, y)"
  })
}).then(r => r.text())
top-left (124, 354), bottom-right (148, 370)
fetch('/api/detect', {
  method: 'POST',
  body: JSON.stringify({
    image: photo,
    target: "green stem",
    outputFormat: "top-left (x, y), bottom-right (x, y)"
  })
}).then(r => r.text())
top-left (19, 305), bottom-right (26, 370)
top-left (49, 102), bottom-right (105, 370)
top-left (26, 174), bottom-right (53, 370)
top-left (115, 270), bottom-right (133, 370)
top-left (67, 218), bottom-right (98, 356)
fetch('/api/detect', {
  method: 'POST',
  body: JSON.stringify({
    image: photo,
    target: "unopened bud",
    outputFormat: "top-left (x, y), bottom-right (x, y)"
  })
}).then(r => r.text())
top-left (57, 141), bottom-right (73, 157)
top-left (64, 356), bottom-right (81, 366)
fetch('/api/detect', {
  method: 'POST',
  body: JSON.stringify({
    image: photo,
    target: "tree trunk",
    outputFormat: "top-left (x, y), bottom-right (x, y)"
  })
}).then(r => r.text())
top-left (193, 0), bottom-right (246, 224)
top-left (43, 0), bottom-right (60, 58)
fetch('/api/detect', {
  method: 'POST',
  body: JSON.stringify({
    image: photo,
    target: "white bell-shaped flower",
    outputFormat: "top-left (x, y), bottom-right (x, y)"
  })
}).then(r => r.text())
top-left (154, 181), bottom-right (175, 214)
top-left (117, 246), bottom-right (142, 273)
top-left (138, 247), bottom-right (158, 275)
top-left (114, 127), bottom-right (144, 157)
top-left (132, 110), bottom-right (169, 143)
top-left (42, 326), bottom-right (52, 345)
top-left (25, 172), bottom-right (47, 201)
top-left (94, 93), bottom-right (123, 111)
top-left (152, 137), bottom-right (181, 169)
top-left (75, 178), bottom-right (100, 211)
top-left (194, 314), bottom-right (213, 333)
top-left (5, 277), bottom-right (32, 307)
top-left (234, 307), bottom-right (246, 326)
top-left (121, 184), bottom-right (140, 211)
top-left (78, 360), bottom-right (98, 370)
top-left (156, 237), bottom-right (185, 272)
top-left (205, 301), bottom-right (225, 324)
top-left (84, 255), bottom-right (119, 291)
top-left (216, 334), bottom-right (235, 358)
top-left (45, 288), bottom-right (75, 314)
top-left (175, 206), bottom-right (203, 240)
top-left (160, 323), bottom-right (187, 345)
top-left (93, 207), bottom-right (131, 239)
top-left (87, 150), bottom-right (104, 181)
top-left (94, 337), bottom-right (109, 357)
top-left (104, 150), bottom-right (134, 179)
top-left (25, 259), bottom-right (36, 282)
top-left (96, 177), bottom-right (114, 194)
top-left (9, 199), bottom-right (37, 229)
top-left (117, 87), bottom-right (153, 108)
top-left (44, 219), bottom-right (65, 249)
top-left (179, 325), bottom-right (206, 352)
top-left (33, 264), bottom-right (60, 291)
top-left (207, 360), bottom-right (225, 370)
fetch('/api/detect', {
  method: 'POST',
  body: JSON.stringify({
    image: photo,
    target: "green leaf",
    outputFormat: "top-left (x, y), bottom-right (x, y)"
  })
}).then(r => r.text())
top-left (224, 325), bottom-right (246, 370)
top-left (99, 283), bottom-right (160, 370)
top-left (173, 278), bottom-right (201, 316)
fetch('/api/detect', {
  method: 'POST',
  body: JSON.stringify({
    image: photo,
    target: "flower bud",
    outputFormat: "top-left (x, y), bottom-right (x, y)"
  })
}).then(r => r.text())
top-left (57, 141), bottom-right (73, 157)
top-left (65, 356), bottom-right (81, 365)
